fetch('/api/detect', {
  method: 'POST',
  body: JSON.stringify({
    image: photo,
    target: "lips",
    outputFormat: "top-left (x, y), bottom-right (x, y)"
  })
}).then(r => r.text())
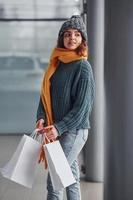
top-left (68, 42), bottom-right (76, 45)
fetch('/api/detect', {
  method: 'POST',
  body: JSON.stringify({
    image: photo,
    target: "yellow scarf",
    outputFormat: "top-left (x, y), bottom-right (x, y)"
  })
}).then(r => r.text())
top-left (40, 47), bottom-right (87, 125)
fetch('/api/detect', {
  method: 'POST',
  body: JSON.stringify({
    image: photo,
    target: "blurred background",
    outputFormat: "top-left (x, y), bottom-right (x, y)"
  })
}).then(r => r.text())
top-left (0, 0), bottom-right (83, 133)
top-left (1, 0), bottom-right (133, 200)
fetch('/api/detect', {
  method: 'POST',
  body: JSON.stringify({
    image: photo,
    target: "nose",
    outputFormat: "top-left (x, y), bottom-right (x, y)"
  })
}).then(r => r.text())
top-left (70, 33), bottom-right (75, 40)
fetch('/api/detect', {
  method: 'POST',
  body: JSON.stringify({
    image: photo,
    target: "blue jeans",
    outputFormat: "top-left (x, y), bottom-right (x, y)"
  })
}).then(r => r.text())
top-left (47, 129), bottom-right (88, 200)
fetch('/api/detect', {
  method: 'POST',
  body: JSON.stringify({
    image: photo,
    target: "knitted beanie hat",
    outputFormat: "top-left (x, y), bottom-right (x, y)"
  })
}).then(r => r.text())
top-left (58, 15), bottom-right (87, 41)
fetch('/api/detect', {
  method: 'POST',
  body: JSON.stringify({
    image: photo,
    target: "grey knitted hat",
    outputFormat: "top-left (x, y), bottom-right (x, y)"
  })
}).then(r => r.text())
top-left (58, 15), bottom-right (87, 41)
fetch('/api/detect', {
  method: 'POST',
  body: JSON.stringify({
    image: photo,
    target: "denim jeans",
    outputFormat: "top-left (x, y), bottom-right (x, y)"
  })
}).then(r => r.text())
top-left (47, 129), bottom-right (88, 200)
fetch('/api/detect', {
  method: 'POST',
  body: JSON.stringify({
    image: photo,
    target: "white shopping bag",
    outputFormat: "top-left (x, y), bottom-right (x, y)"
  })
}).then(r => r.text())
top-left (0, 133), bottom-right (41, 188)
top-left (44, 140), bottom-right (76, 191)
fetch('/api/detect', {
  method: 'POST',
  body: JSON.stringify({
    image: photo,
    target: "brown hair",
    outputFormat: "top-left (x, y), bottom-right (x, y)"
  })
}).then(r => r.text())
top-left (57, 35), bottom-right (89, 57)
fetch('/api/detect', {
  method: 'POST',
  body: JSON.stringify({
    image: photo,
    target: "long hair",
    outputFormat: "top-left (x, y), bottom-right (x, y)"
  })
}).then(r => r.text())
top-left (57, 35), bottom-right (89, 57)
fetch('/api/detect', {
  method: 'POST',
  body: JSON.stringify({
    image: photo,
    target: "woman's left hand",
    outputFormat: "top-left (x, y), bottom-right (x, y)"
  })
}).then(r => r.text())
top-left (44, 125), bottom-right (58, 140)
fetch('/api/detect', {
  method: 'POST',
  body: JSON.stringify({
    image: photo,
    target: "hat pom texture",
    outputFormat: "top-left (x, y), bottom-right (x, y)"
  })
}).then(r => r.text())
top-left (58, 15), bottom-right (87, 41)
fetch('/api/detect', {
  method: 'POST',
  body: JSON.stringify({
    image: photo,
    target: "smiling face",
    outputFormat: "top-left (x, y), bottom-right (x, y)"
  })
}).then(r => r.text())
top-left (63, 29), bottom-right (82, 50)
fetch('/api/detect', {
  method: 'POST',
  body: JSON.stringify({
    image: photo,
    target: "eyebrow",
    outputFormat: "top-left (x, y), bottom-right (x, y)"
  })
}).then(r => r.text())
top-left (65, 30), bottom-right (80, 33)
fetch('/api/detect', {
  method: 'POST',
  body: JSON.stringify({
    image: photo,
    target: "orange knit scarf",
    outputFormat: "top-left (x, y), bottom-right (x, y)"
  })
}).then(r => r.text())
top-left (40, 47), bottom-right (87, 126)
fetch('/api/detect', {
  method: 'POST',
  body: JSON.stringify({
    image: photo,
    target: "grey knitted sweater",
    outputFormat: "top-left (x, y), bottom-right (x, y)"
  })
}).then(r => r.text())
top-left (37, 59), bottom-right (95, 135)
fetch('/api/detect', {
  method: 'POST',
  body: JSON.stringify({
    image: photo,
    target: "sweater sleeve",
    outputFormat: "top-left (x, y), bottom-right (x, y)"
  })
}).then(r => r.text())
top-left (54, 61), bottom-right (95, 135)
top-left (36, 97), bottom-right (46, 122)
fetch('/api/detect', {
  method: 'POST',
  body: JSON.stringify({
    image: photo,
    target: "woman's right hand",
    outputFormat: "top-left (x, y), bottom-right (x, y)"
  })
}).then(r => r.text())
top-left (36, 119), bottom-right (44, 134)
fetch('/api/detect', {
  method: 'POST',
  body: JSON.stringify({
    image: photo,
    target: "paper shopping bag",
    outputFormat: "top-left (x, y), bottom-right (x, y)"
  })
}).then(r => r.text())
top-left (0, 134), bottom-right (41, 188)
top-left (44, 140), bottom-right (76, 191)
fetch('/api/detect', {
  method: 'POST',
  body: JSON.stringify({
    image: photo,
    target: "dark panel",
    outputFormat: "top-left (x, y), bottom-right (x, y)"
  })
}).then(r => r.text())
top-left (104, 0), bottom-right (133, 199)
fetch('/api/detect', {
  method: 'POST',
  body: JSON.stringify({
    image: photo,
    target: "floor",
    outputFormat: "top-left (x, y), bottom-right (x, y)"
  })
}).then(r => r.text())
top-left (0, 135), bottom-right (103, 200)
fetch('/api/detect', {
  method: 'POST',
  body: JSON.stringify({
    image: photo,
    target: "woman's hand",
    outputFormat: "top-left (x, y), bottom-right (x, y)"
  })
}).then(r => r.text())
top-left (36, 119), bottom-right (44, 134)
top-left (44, 125), bottom-right (58, 140)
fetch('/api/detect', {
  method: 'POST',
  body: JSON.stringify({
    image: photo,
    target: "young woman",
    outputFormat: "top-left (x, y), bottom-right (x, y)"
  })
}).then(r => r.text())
top-left (36, 15), bottom-right (95, 200)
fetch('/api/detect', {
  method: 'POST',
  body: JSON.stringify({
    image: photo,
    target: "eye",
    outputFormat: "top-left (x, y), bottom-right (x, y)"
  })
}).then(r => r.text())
top-left (64, 32), bottom-right (71, 38)
top-left (75, 32), bottom-right (81, 37)
top-left (64, 31), bottom-right (81, 38)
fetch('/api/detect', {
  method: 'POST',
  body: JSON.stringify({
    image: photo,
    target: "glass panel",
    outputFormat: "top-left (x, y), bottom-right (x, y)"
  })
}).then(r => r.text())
top-left (0, 0), bottom-right (83, 133)
top-left (0, 21), bottom-right (64, 94)
top-left (0, 21), bottom-right (63, 67)
top-left (0, 0), bottom-right (81, 19)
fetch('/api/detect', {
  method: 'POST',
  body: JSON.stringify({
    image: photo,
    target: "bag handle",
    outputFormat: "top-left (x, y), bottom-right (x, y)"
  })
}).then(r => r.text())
top-left (41, 133), bottom-right (50, 144)
top-left (31, 128), bottom-right (55, 169)
top-left (38, 132), bottom-right (54, 169)
top-left (30, 129), bottom-right (40, 139)
top-left (30, 129), bottom-right (52, 143)
top-left (30, 129), bottom-right (48, 169)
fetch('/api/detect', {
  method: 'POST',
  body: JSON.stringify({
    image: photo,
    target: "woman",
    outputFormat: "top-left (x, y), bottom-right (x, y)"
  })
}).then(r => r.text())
top-left (36, 15), bottom-right (95, 200)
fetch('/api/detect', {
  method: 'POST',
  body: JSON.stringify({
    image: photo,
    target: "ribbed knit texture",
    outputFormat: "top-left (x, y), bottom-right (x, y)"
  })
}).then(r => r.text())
top-left (40, 47), bottom-right (87, 126)
top-left (37, 59), bottom-right (95, 135)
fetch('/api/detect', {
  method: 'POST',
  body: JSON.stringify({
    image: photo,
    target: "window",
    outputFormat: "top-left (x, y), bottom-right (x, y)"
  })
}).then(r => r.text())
top-left (0, 0), bottom-right (83, 133)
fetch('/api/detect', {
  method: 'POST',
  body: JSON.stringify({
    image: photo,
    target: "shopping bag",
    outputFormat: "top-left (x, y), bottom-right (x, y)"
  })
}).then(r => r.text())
top-left (44, 140), bottom-right (76, 191)
top-left (0, 133), bottom-right (41, 188)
